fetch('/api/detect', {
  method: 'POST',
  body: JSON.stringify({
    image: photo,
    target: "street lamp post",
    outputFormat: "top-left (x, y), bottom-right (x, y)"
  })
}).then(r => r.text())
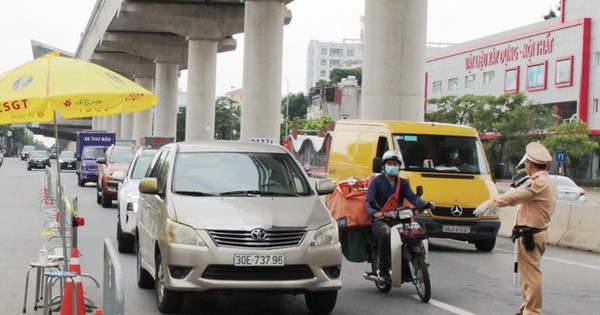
top-left (282, 76), bottom-right (290, 137)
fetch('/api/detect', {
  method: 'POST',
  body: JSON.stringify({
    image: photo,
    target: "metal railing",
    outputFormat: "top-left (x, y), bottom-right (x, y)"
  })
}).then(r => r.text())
top-left (103, 239), bottom-right (124, 315)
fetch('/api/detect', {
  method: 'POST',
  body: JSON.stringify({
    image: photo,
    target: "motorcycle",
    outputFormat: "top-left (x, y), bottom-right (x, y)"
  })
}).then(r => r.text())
top-left (363, 194), bottom-right (432, 302)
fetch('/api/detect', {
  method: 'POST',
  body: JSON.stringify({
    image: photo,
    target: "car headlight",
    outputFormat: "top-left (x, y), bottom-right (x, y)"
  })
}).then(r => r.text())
top-left (166, 219), bottom-right (206, 246)
top-left (310, 223), bottom-right (339, 247)
top-left (481, 207), bottom-right (499, 217)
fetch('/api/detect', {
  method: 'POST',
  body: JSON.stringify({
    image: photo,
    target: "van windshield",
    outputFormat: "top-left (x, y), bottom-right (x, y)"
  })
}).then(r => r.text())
top-left (82, 147), bottom-right (105, 160)
top-left (394, 134), bottom-right (489, 175)
top-left (172, 152), bottom-right (313, 196)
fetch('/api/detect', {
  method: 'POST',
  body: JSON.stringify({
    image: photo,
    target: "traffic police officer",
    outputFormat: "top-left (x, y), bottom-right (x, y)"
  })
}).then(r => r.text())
top-left (474, 141), bottom-right (558, 315)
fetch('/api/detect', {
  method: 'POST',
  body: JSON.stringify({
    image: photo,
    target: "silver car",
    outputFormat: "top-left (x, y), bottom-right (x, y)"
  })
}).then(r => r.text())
top-left (136, 141), bottom-right (341, 314)
top-left (115, 148), bottom-right (157, 253)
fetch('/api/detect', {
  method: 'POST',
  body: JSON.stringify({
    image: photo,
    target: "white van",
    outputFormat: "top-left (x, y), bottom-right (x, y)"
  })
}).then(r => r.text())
top-left (136, 141), bottom-right (342, 314)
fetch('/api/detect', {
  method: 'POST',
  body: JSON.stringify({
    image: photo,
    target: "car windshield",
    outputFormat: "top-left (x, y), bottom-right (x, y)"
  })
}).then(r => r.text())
top-left (22, 146), bottom-right (35, 153)
top-left (131, 155), bottom-right (154, 180)
top-left (30, 151), bottom-right (49, 158)
top-left (172, 152), bottom-right (312, 196)
top-left (109, 149), bottom-right (136, 164)
top-left (82, 147), bottom-right (105, 160)
top-left (394, 134), bottom-right (490, 175)
top-left (59, 151), bottom-right (76, 159)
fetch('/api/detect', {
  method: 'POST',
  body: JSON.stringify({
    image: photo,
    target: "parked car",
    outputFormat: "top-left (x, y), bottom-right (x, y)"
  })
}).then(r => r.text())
top-left (511, 174), bottom-right (586, 202)
top-left (58, 150), bottom-right (77, 170)
top-left (136, 141), bottom-right (341, 314)
top-left (27, 150), bottom-right (51, 170)
top-left (21, 145), bottom-right (36, 161)
top-left (115, 148), bottom-right (157, 253)
top-left (96, 145), bottom-right (137, 208)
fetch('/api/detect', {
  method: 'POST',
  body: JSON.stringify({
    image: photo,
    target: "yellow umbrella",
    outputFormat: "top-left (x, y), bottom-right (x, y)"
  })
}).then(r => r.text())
top-left (0, 51), bottom-right (157, 124)
top-left (0, 51), bottom-right (158, 275)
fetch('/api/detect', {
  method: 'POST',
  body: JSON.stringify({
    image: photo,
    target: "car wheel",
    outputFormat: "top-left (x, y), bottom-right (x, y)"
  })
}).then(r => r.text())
top-left (117, 219), bottom-right (134, 253)
top-left (78, 176), bottom-right (85, 187)
top-left (96, 190), bottom-right (101, 204)
top-left (155, 251), bottom-right (184, 314)
top-left (101, 189), bottom-right (112, 208)
top-left (136, 236), bottom-right (154, 289)
top-left (305, 290), bottom-right (337, 314)
top-left (27, 166), bottom-right (31, 171)
top-left (474, 238), bottom-right (496, 252)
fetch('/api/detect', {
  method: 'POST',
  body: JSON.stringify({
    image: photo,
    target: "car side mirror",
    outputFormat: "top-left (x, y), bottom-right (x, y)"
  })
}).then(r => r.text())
top-left (315, 178), bottom-right (334, 195)
top-left (372, 157), bottom-right (382, 173)
top-left (139, 178), bottom-right (158, 195)
top-left (416, 185), bottom-right (423, 197)
top-left (96, 157), bottom-right (106, 164)
top-left (112, 170), bottom-right (126, 181)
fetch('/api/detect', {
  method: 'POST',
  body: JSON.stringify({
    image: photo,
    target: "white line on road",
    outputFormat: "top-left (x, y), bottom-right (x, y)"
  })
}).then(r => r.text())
top-left (411, 296), bottom-right (475, 315)
top-left (495, 248), bottom-right (600, 271)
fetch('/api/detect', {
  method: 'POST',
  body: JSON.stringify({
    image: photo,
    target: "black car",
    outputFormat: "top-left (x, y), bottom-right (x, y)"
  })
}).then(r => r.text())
top-left (27, 150), bottom-right (51, 171)
top-left (58, 150), bottom-right (77, 170)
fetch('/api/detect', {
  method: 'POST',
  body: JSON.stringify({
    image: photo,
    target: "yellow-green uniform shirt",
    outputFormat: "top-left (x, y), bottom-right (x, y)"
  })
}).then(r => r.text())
top-left (490, 170), bottom-right (558, 228)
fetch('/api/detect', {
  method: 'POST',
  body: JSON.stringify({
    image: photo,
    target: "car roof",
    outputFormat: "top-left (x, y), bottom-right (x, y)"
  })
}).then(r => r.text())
top-left (168, 141), bottom-right (287, 154)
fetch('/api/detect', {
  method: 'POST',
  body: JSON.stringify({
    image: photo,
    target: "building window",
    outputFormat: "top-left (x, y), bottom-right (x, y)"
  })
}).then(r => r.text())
top-left (320, 59), bottom-right (327, 66)
top-left (448, 78), bottom-right (459, 90)
top-left (432, 81), bottom-right (442, 93)
top-left (483, 71), bottom-right (495, 85)
top-left (595, 99), bottom-right (600, 115)
top-left (320, 70), bottom-right (327, 77)
top-left (555, 56), bottom-right (573, 87)
top-left (465, 74), bottom-right (476, 88)
top-left (347, 49), bottom-right (355, 56)
top-left (330, 48), bottom-right (343, 57)
top-left (504, 66), bottom-right (519, 94)
top-left (595, 52), bottom-right (600, 67)
top-left (526, 61), bottom-right (547, 91)
top-left (330, 59), bottom-right (340, 67)
top-left (321, 48), bottom-right (327, 55)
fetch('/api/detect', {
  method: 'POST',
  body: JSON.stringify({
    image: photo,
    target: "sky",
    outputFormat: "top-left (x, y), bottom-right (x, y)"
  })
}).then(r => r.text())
top-left (0, 0), bottom-right (559, 97)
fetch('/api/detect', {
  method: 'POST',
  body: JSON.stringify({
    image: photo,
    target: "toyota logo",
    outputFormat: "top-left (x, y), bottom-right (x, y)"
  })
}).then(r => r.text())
top-left (250, 228), bottom-right (268, 240)
top-left (450, 205), bottom-right (463, 217)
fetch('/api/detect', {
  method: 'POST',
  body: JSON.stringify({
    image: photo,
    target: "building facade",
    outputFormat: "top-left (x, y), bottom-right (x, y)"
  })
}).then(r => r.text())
top-left (305, 39), bottom-right (363, 92)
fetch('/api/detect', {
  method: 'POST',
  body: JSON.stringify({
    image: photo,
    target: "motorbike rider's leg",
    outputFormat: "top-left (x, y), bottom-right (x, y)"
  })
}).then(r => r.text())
top-left (371, 220), bottom-right (391, 279)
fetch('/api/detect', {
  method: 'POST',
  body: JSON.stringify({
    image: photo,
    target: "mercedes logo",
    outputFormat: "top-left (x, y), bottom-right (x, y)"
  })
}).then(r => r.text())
top-left (450, 205), bottom-right (463, 217)
top-left (250, 228), bottom-right (268, 240)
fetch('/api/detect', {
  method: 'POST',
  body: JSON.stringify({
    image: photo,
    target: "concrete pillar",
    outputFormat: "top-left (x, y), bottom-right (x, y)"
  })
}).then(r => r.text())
top-left (121, 111), bottom-right (134, 140)
top-left (103, 116), bottom-right (112, 132)
top-left (241, 0), bottom-right (285, 142)
top-left (154, 62), bottom-right (179, 138)
top-left (133, 77), bottom-right (154, 142)
top-left (92, 117), bottom-right (98, 130)
top-left (185, 39), bottom-right (218, 141)
top-left (112, 113), bottom-right (122, 139)
top-left (361, 0), bottom-right (428, 121)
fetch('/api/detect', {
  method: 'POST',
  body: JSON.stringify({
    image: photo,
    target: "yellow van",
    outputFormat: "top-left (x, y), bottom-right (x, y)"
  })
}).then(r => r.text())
top-left (327, 120), bottom-right (500, 251)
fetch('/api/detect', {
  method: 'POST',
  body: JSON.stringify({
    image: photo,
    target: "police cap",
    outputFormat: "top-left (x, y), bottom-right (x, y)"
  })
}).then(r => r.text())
top-left (526, 142), bottom-right (552, 164)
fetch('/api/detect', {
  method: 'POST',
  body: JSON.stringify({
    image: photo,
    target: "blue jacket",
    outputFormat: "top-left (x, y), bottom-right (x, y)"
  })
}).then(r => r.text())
top-left (365, 174), bottom-right (426, 218)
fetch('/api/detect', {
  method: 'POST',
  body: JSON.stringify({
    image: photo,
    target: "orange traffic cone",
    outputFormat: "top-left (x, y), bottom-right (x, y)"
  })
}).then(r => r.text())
top-left (60, 248), bottom-right (85, 315)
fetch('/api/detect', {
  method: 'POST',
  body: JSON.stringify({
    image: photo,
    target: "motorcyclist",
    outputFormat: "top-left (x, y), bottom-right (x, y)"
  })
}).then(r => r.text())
top-left (365, 150), bottom-right (434, 279)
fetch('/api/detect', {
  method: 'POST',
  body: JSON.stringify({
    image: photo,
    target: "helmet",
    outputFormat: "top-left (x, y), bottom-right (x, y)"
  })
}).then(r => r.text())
top-left (382, 150), bottom-right (401, 164)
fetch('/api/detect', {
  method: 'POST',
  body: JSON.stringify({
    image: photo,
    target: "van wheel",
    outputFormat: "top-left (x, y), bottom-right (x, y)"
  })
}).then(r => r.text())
top-left (117, 221), bottom-right (134, 253)
top-left (136, 238), bottom-right (154, 289)
top-left (474, 238), bottom-right (496, 252)
top-left (305, 290), bottom-right (337, 314)
top-left (155, 252), bottom-right (184, 313)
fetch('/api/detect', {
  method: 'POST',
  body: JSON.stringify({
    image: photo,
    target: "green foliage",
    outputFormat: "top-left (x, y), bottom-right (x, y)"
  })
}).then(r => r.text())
top-left (214, 96), bottom-right (240, 140)
top-left (544, 120), bottom-right (598, 177)
top-left (314, 80), bottom-right (330, 89)
top-left (329, 68), bottom-right (362, 85)
top-left (0, 126), bottom-right (40, 156)
top-left (176, 107), bottom-right (186, 141)
top-left (281, 92), bottom-right (308, 120)
top-left (287, 115), bottom-right (333, 134)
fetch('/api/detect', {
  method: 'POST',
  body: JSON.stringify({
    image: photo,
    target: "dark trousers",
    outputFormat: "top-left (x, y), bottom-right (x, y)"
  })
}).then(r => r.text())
top-left (371, 220), bottom-right (391, 270)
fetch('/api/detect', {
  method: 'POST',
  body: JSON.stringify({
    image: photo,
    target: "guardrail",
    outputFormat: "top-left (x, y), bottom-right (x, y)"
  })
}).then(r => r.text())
top-left (498, 201), bottom-right (600, 253)
top-left (103, 239), bottom-right (124, 315)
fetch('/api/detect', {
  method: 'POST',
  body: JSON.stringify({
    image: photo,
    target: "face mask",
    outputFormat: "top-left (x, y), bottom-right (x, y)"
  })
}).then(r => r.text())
top-left (385, 165), bottom-right (399, 176)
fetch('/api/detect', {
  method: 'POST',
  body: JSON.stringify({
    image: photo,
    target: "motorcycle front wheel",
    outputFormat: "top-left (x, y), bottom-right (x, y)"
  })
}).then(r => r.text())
top-left (412, 254), bottom-right (431, 302)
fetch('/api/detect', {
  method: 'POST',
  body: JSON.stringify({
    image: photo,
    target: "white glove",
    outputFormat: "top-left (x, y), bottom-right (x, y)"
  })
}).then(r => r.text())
top-left (473, 200), bottom-right (492, 216)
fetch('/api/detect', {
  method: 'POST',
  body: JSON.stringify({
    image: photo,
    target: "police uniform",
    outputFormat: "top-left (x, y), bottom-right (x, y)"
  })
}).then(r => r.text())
top-left (487, 142), bottom-right (558, 315)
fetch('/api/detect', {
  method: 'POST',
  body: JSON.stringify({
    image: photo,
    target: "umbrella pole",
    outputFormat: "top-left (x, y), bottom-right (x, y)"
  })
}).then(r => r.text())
top-left (53, 113), bottom-right (68, 272)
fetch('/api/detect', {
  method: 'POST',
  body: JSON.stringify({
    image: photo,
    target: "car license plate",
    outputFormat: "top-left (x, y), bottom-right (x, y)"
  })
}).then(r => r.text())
top-left (442, 225), bottom-right (470, 234)
top-left (234, 254), bottom-right (285, 266)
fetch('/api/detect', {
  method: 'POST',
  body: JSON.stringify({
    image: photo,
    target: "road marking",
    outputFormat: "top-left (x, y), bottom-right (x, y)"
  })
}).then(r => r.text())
top-left (411, 296), bottom-right (475, 315)
top-left (495, 248), bottom-right (600, 271)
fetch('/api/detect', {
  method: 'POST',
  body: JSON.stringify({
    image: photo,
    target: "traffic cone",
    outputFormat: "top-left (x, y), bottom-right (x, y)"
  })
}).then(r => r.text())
top-left (60, 248), bottom-right (85, 315)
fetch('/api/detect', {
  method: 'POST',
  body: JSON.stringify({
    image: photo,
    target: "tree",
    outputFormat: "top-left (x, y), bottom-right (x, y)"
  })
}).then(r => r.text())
top-left (329, 68), bottom-right (362, 85)
top-left (281, 92), bottom-right (308, 121)
top-left (214, 96), bottom-right (240, 140)
top-left (176, 107), bottom-right (186, 141)
top-left (544, 120), bottom-right (599, 178)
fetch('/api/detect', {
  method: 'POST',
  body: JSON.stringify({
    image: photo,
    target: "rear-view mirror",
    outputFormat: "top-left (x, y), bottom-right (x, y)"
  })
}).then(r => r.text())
top-left (139, 178), bottom-right (158, 195)
top-left (315, 178), bottom-right (335, 195)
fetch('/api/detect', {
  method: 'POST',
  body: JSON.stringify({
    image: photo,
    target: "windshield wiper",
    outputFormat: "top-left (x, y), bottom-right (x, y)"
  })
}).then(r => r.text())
top-left (218, 190), bottom-right (302, 197)
top-left (174, 190), bottom-right (215, 196)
